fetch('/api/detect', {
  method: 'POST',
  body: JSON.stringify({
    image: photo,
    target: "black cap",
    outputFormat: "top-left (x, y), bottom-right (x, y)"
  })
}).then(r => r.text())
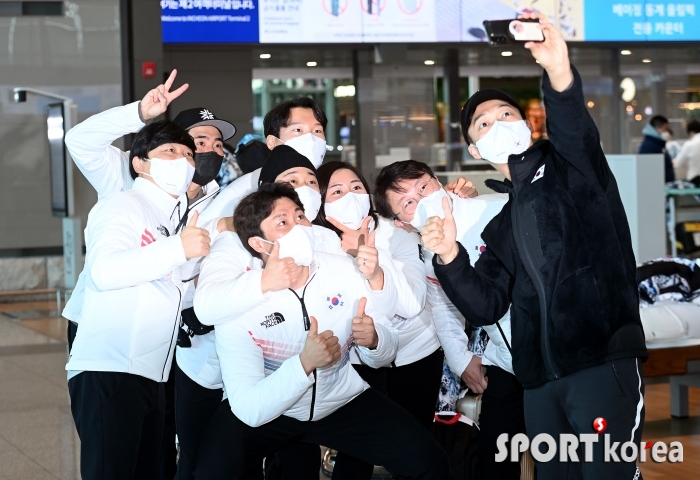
top-left (460, 89), bottom-right (526, 143)
top-left (172, 107), bottom-right (237, 141)
top-left (258, 145), bottom-right (317, 186)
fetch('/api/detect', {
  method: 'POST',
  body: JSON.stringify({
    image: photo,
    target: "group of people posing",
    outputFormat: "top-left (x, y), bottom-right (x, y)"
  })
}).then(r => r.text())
top-left (63, 14), bottom-right (647, 480)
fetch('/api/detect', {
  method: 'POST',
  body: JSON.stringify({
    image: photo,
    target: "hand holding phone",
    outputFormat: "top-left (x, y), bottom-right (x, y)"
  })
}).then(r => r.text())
top-left (483, 19), bottom-right (544, 46)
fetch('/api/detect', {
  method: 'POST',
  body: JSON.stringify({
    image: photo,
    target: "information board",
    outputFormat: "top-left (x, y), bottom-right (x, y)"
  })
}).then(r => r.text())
top-left (161, 0), bottom-right (700, 43)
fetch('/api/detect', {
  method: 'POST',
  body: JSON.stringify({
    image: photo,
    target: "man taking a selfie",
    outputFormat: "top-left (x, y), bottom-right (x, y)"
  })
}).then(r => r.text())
top-left (423, 13), bottom-right (647, 479)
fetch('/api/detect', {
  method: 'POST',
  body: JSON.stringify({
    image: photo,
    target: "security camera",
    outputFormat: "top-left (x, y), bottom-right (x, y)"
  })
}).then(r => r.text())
top-left (13, 89), bottom-right (26, 103)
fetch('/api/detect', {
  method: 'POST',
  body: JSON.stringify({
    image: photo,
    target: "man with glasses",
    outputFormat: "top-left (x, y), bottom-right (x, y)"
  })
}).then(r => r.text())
top-left (374, 160), bottom-right (525, 480)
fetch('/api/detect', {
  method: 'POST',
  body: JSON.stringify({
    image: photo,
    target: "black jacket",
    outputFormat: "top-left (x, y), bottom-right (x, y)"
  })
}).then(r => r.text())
top-left (638, 134), bottom-right (675, 183)
top-left (433, 67), bottom-right (648, 389)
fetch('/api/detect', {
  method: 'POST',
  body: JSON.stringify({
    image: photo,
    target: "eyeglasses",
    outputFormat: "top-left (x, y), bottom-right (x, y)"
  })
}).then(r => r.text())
top-left (393, 177), bottom-right (438, 218)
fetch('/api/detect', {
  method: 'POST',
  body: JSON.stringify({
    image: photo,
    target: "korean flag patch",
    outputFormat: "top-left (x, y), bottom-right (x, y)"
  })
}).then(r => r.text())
top-left (531, 164), bottom-right (545, 183)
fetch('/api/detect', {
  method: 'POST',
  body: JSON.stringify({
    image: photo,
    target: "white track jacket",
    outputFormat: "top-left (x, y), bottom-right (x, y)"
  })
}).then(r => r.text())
top-left (215, 251), bottom-right (398, 427)
top-left (65, 178), bottom-right (189, 382)
top-left (425, 193), bottom-right (514, 377)
top-left (62, 101), bottom-right (220, 322)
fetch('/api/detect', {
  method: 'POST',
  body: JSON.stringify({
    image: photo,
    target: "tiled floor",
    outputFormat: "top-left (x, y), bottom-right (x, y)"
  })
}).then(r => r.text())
top-left (1, 299), bottom-right (699, 479)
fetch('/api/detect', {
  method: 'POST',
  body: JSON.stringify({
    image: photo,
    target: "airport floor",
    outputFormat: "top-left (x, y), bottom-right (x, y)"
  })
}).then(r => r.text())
top-left (0, 299), bottom-right (699, 479)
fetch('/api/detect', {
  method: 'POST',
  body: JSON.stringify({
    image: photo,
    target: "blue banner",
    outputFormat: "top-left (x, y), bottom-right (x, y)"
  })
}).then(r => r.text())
top-left (584, 1), bottom-right (700, 40)
top-left (161, 0), bottom-right (259, 43)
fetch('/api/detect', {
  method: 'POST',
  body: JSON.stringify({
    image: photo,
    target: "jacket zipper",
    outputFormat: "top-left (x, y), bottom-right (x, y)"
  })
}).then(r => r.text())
top-left (173, 186), bottom-right (220, 234)
top-left (511, 192), bottom-right (559, 379)
top-left (288, 273), bottom-right (317, 420)
top-left (162, 287), bottom-right (182, 382)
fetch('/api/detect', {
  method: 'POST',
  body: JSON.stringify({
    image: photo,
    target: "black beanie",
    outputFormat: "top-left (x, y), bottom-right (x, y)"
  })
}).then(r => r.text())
top-left (460, 89), bottom-right (526, 143)
top-left (258, 145), bottom-right (317, 186)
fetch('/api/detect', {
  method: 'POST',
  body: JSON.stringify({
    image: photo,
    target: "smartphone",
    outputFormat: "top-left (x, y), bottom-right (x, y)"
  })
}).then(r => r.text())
top-left (483, 19), bottom-right (545, 46)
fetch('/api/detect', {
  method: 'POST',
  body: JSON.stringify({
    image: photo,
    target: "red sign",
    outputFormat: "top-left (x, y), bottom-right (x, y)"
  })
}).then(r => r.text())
top-left (142, 61), bottom-right (156, 78)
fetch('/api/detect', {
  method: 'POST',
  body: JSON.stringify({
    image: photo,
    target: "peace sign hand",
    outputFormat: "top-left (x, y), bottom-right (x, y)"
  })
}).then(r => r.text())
top-left (140, 69), bottom-right (190, 122)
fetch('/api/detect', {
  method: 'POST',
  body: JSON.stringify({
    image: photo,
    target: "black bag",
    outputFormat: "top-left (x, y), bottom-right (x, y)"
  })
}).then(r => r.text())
top-left (432, 413), bottom-right (481, 480)
top-left (180, 307), bottom-right (214, 339)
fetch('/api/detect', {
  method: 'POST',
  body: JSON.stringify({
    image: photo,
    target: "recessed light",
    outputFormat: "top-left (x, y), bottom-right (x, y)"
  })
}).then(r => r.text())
top-left (587, 101), bottom-right (595, 108)
top-left (424, 60), bottom-right (435, 65)
top-left (621, 50), bottom-right (632, 55)
top-left (260, 53), bottom-right (271, 59)
top-left (501, 51), bottom-right (513, 57)
top-left (642, 58), bottom-right (652, 63)
top-left (307, 61), bottom-right (317, 67)
top-left (635, 114), bottom-right (643, 121)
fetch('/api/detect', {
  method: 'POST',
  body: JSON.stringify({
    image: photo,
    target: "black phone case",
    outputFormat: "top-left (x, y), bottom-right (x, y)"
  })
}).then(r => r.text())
top-left (483, 19), bottom-right (543, 46)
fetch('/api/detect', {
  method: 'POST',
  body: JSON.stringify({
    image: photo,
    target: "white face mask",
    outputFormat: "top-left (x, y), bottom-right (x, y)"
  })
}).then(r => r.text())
top-left (661, 131), bottom-right (671, 141)
top-left (258, 224), bottom-right (316, 267)
top-left (295, 186), bottom-right (322, 222)
top-left (324, 193), bottom-right (371, 231)
top-left (142, 157), bottom-right (195, 197)
top-left (474, 120), bottom-right (532, 164)
top-left (410, 187), bottom-right (451, 231)
top-left (284, 134), bottom-right (327, 168)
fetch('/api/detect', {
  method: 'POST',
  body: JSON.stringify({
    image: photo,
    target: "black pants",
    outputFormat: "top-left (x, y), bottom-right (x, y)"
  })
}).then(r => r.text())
top-left (173, 361), bottom-right (225, 480)
top-left (332, 348), bottom-right (445, 480)
top-left (478, 365), bottom-right (525, 480)
top-left (194, 388), bottom-right (448, 480)
top-left (159, 360), bottom-right (178, 480)
top-left (523, 358), bottom-right (645, 480)
top-left (68, 371), bottom-right (165, 480)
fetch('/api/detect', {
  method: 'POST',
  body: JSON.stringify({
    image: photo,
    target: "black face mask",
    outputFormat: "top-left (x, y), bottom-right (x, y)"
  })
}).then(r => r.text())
top-left (192, 151), bottom-right (224, 186)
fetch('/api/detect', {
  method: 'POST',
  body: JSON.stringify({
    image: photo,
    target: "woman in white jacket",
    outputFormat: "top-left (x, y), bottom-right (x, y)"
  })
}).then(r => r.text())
top-left (311, 162), bottom-right (450, 480)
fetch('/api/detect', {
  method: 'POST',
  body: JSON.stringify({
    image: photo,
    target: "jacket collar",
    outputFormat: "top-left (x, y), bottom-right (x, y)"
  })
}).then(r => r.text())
top-left (132, 177), bottom-right (187, 224)
top-left (508, 140), bottom-right (550, 193)
top-left (484, 140), bottom-right (550, 194)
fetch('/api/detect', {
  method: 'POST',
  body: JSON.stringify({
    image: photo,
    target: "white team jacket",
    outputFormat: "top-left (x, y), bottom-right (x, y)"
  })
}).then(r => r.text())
top-left (215, 251), bottom-right (399, 427)
top-left (62, 101), bottom-right (220, 322)
top-left (180, 225), bottom-right (347, 389)
top-left (197, 169), bottom-right (260, 224)
top-left (65, 179), bottom-right (189, 382)
top-left (424, 193), bottom-right (514, 377)
top-left (349, 217), bottom-right (440, 367)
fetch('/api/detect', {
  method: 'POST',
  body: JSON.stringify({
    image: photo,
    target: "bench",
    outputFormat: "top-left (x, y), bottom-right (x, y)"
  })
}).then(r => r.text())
top-left (644, 344), bottom-right (700, 417)
top-left (0, 288), bottom-right (72, 314)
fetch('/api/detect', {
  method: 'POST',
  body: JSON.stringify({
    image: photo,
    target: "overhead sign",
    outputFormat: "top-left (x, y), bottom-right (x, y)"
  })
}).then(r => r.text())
top-left (160, 0), bottom-right (700, 43)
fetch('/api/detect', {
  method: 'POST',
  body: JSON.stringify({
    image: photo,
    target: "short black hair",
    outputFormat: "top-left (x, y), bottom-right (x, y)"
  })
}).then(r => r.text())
top-left (128, 121), bottom-right (196, 179)
top-left (650, 115), bottom-right (669, 129)
top-left (374, 160), bottom-right (435, 219)
top-left (688, 120), bottom-right (700, 135)
top-left (313, 161), bottom-right (378, 237)
top-left (263, 97), bottom-right (328, 139)
top-left (233, 182), bottom-right (304, 259)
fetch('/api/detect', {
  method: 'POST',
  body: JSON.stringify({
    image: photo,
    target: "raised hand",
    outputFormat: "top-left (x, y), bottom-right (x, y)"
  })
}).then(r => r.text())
top-left (461, 355), bottom-right (488, 394)
top-left (445, 177), bottom-right (478, 199)
top-left (299, 316), bottom-right (341, 375)
top-left (357, 230), bottom-right (384, 290)
top-left (420, 197), bottom-right (458, 263)
top-left (261, 240), bottom-right (304, 293)
top-left (518, 12), bottom-right (573, 92)
top-left (140, 69), bottom-right (190, 122)
top-left (326, 216), bottom-right (372, 258)
top-left (180, 211), bottom-right (211, 259)
top-left (351, 297), bottom-right (378, 349)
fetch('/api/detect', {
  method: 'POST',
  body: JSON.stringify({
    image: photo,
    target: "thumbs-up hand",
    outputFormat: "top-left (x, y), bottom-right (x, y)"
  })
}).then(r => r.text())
top-left (180, 211), bottom-right (211, 259)
top-left (300, 316), bottom-right (341, 375)
top-left (327, 216), bottom-right (372, 258)
top-left (352, 298), bottom-right (378, 349)
top-left (357, 229), bottom-right (383, 290)
top-left (420, 197), bottom-right (459, 264)
top-left (445, 177), bottom-right (478, 198)
top-left (261, 240), bottom-right (304, 293)
top-left (140, 69), bottom-right (189, 121)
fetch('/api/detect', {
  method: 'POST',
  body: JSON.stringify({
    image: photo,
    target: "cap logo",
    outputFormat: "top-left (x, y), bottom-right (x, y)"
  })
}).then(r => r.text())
top-left (199, 109), bottom-right (215, 120)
